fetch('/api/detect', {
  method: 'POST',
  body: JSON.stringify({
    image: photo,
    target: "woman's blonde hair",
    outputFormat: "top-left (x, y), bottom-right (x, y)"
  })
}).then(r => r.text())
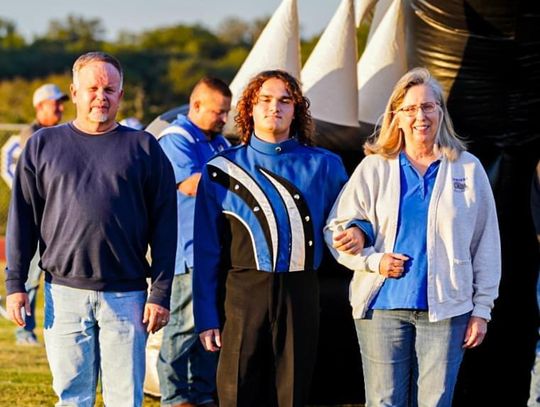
top-left (363, 67), bottom-right (466, 161)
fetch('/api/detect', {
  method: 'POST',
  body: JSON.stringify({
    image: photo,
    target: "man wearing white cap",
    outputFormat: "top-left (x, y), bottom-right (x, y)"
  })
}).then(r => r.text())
top-left (19, 83), bottom-right (69, 148)
top-left (14, 83), bottom-right (68, 345)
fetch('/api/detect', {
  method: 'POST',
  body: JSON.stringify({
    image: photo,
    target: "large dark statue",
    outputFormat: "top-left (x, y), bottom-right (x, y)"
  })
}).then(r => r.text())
top-left (410, 1), bottom-right (539, 405)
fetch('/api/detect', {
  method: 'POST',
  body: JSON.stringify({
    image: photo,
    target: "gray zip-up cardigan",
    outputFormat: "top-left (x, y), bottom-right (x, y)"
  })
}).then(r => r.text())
top-left (325, 151), bottom-right (501, 322)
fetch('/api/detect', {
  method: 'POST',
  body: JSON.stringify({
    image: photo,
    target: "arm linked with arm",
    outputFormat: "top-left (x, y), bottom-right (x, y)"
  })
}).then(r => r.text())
top-left (323, 155), bottom-right (375, 256)
top-left (324, 162), bottom-right (385, 273)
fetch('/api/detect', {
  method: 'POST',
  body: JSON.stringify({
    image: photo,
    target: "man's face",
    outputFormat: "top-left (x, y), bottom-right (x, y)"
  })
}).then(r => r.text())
top-left (36, 99), bottom-right (64, 127)
top-left (191, 89), bottom-right (231, 135)
top-left (252, 78), bottom-right (295, 143)
top-left (70, 61), bottom-right (123, 133)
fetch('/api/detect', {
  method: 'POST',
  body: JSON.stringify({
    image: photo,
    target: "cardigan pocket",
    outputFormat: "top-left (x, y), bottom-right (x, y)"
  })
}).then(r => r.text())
top-left (448, 258), bottom-right (473, 300)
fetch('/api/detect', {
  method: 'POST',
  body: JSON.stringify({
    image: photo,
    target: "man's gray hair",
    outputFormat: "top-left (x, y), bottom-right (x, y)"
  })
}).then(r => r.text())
top-left (72, 51), bottom-right (123, 89)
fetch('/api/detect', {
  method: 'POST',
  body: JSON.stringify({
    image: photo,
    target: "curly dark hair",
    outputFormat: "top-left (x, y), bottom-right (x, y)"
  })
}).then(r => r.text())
top-left (235, 70), bottom-right (314, 145)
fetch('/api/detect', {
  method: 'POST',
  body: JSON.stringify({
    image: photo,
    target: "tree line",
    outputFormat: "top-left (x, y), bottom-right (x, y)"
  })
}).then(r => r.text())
top-left (0, 14), bottom-right (369, 126)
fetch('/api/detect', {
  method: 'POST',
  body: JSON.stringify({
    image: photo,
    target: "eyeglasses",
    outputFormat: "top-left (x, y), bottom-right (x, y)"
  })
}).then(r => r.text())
top-left (397, 102), bottom-right (439, 117)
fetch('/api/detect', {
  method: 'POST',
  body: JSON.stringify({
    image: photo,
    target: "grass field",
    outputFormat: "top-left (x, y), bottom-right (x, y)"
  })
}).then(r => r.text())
top-left (0, 267), bottom-right (161, 406)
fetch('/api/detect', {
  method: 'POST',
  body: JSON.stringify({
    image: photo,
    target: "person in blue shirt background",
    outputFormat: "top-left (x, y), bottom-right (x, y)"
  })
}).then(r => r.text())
top-left (192, 70), bottom-right (372, 407)
top-left (157, 77), bottom-right (231, 407)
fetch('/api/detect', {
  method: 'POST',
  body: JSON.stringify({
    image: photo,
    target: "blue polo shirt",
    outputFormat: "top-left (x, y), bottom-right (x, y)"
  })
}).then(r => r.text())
top-left (158, 115), bottom-right (230, 275)
top-left (370, 152), bottom-right (440, 310)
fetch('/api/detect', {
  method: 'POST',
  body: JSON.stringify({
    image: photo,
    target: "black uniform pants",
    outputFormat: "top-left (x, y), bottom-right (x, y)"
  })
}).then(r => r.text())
top-left (216, 269), bottom-right (319, 407)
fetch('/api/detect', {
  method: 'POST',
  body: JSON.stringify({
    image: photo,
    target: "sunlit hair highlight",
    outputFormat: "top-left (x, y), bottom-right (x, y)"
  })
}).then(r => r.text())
top-left (72, 51), bottom-right (124, 90)
top-left (235, 70), bottom-right (314, 145)
top-left (364, 67), bottom-right (466, 161)
top-left (190, 76), bottom-right (232, 102)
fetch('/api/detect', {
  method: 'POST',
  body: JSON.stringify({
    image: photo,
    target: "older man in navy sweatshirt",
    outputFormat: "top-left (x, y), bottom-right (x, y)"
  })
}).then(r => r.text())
top-left (4, 51), bottom-right (177, 407)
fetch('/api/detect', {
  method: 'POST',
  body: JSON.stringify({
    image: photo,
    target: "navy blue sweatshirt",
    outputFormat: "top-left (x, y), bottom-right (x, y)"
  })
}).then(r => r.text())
top-left (5, 123), bottom-right (177, 308)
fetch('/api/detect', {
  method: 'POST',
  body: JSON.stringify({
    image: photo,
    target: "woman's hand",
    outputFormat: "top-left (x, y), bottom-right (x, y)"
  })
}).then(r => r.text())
top-left (463, 316), bottom-right (488, 348)
top-left (379, 253), bottom-right (409, 278)
top-left (200, 329), bottom-right (222, 352)
top-left (333, 227), bottom-right (365, 255)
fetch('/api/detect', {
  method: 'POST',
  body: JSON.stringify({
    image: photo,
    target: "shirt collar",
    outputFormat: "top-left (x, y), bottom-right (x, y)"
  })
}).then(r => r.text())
top-left (249, 133), bottom-right (299, 155)
top-left (399, 151), bottom-right (411, 167)
top-left (399, 151), bottom-right (442, 167)
top-left (175, 114), bottom-right (211, 142)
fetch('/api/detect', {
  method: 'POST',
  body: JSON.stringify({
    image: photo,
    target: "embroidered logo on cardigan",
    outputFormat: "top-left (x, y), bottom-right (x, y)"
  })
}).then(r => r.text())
top-left (453, 177), bottom-right (467, 192)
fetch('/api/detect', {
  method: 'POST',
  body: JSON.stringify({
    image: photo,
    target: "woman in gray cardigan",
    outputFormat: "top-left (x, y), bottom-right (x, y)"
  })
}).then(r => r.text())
top-left (325, 67), bottom-right (501, 407)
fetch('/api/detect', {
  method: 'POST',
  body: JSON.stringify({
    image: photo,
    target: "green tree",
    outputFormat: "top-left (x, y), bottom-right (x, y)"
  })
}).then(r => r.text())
top-left (217, 17), bottom-right (252, 46)
top-left (249, 17), bottom-right (269, 43)
top-left (137, 24), bottom-right (225, 58)
top-left (43, 14), bottom-right (105, 51)
top-left (0, 18), bottom-right (25, 49)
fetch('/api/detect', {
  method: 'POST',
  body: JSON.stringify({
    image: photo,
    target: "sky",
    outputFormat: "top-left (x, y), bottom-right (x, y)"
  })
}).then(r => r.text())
top-left (3, 0), bottom-right (345, 41)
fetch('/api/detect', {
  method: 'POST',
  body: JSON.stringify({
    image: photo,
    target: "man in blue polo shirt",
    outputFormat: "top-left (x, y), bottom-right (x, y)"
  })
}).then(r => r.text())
top-left (157, 77), bottom-right (232, 407)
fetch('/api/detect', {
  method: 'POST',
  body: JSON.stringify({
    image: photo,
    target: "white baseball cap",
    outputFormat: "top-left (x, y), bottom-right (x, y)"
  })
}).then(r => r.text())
top-left (32, 84), bottom-right (68, 107)
top-left (119, 117), bottom-right (144, 130)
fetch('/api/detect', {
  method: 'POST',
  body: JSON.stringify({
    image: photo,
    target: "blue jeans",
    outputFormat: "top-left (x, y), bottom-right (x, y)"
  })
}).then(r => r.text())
top-left (43, 282), bottom-right (148, 407)
top-left (528, 269), bottom-right (540, 407)
top-left (157, 272), bottom-right (217, 406)
top-left (355, 310), bottom-right (470, 407)
top-left (16, 251), bottom-right (41, 340)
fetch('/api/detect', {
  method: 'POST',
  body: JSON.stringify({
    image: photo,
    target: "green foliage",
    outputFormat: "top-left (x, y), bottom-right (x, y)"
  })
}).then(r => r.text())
top-left (137, 24), bottom-right (225, 59)
top-left (301, 35), bottom-right (320, 64)
top-left (44, 14), bottom-right (105, 52)
top-left (301, 22), bottom-right (369, 65)
top-left (0, 14), bottom-right (370, 125)
top-left (217, 16), bottom-right (269, 47)
top-left (0, 18), bottom-right (25, 49)
top-left (357, 23), bottom-right (370, 56)
top-left (0, 48), bottom-right (76, 80)
top-left (217, 17), bottom-right (252, 46)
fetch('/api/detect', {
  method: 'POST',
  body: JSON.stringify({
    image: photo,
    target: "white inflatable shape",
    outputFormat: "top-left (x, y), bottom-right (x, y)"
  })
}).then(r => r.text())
top-left (357, 0), bottom-right (407, 124)
top-left (302, 0), bottom-right (359, 127)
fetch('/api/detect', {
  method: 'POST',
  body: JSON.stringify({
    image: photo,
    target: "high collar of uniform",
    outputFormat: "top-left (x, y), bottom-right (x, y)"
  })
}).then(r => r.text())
top-left (249, 134), bottom-right (299, 155)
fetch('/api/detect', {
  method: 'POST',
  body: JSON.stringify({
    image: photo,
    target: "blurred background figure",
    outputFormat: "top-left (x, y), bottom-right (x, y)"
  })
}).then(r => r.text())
top-left (120, 117), bottom-right (144, 130)
top-left (156, 76), bottom-right (231, 407)
top-left (20, 84), bottom-right (68, 148)
top-left (16, 83), bottom-right (68, 346)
